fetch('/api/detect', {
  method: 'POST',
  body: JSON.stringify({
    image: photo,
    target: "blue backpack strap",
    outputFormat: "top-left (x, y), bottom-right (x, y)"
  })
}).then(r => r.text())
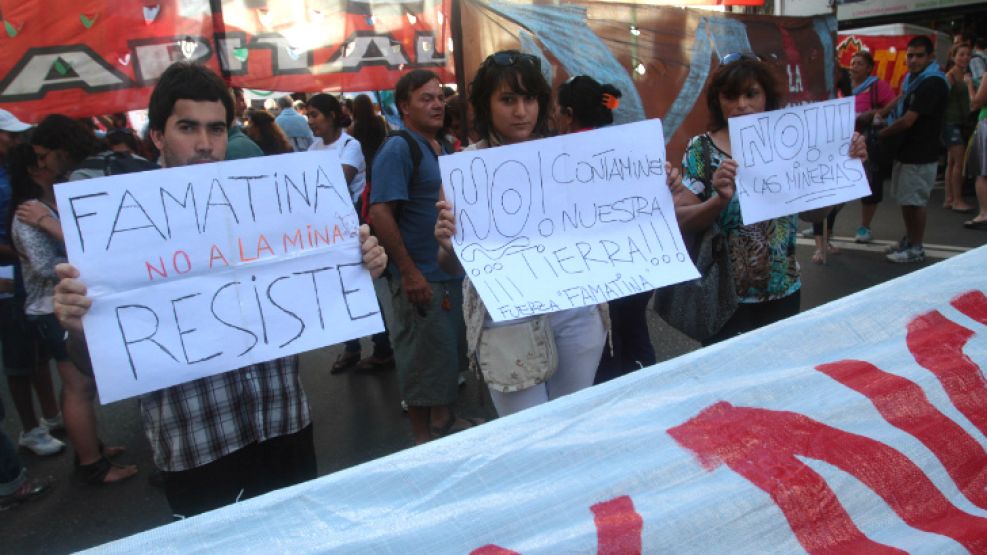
top-left (388, 130), bottom-right (423, 177)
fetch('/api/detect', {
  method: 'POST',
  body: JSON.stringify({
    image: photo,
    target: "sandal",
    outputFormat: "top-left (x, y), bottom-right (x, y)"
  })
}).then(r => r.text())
top-left (76, 456), bottom-right (137, 485)
top-left (331, 351), bottom-right (361, 374)
top-left (74, 443), bottom-right (126, 466)
top-left (430, 413), bottom-right (485, 438)
top-left (811, 249), bottom-right (826, 265)
top-left (0, 476), bottom-right (52, 510)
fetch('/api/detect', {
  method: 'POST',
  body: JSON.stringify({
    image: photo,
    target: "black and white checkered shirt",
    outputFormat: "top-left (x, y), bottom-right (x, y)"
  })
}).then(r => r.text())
top-left (139, 355), bottom-right (310, 472)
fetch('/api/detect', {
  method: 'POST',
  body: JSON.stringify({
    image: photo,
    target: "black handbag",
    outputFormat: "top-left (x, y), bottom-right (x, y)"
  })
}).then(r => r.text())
top-left (654, 136), bottom-right (738, 342)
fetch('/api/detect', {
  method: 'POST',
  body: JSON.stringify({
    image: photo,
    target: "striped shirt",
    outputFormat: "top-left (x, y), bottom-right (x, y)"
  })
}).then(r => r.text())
top-left (139, 356), bottom-right (310, 472)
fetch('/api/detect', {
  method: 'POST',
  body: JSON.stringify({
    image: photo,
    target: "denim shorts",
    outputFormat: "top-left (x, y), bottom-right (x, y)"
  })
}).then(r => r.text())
top-left (944, 123), bottom-right (966, 147)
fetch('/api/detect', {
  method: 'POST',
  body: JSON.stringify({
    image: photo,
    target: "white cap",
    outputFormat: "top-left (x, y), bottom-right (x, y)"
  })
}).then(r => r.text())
top-left (0, 109), bottom-right (31, 133)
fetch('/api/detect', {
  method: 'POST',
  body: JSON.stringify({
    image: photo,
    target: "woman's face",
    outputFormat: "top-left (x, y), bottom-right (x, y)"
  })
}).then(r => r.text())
top-left (953, 46), bottom-right (972, 69)
top-left (307, 109), bottom-right (334, 140)
top-left (556, 104), bottom-right (574, 135)
top-left (718, 79), bottom-right (767, 121)
top-left (489, 80), bottom-right (539, 144)
top-left (28, 161), bottom-right (56, 188)
top-left (850, 56), bottom-right (872, 81)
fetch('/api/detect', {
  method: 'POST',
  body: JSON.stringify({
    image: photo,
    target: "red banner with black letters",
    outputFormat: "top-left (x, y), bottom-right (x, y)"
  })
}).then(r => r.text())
top-left (0, 0), bottom-right (454, 122)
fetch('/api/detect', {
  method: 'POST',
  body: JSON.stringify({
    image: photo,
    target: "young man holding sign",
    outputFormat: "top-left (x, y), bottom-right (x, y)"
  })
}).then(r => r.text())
top-left (52, 62), bottom-right (388, 517)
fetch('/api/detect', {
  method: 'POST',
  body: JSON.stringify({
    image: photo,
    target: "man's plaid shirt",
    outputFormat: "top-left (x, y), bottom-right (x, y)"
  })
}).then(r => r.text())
top-left (139, 355), bottom-right (311, 472)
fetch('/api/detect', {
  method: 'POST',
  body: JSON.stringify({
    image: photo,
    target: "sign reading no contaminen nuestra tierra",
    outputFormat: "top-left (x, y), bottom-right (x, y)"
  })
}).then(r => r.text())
top-left (439, 119), bottom-right (699, 322)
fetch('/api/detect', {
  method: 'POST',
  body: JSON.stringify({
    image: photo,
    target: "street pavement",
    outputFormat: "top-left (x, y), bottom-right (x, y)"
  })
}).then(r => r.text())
top-left (2, 184), bottom-right (985, 554)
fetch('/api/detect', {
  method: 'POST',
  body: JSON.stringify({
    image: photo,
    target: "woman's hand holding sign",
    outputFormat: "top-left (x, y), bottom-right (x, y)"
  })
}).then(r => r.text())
top-left (712, 159), bottom-right (738, 208)
top-left (849, 131), bottom-right (867, 161)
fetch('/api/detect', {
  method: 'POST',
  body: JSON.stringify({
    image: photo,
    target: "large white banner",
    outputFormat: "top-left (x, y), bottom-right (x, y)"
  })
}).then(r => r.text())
top-left (89, 248), bottom-right (987, 553)
top-left (439, 119), bottom-right (698, 322)
top-left (55, 151), bottom-right (383, 403)
top-left (729, 97), bottom-right (869, 225)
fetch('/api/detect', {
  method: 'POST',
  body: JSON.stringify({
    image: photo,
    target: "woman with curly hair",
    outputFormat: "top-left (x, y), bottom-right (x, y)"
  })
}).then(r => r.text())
top-left (673, 54), bottom-right (867, 345)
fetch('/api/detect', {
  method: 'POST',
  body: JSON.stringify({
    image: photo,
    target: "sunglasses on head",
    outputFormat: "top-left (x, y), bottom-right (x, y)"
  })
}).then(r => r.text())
top-left (720, 52), bottom-right (761, 65)
top-left (484, 51), bottom-right (541, 70)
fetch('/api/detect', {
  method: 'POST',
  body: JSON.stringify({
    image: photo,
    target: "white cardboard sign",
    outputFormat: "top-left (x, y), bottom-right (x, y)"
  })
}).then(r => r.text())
top-left (55, 151), bottom-right (383, 403)
top-left (439, 119), bottom-right (698, 322)
top-left (729, 97), bottom-right (869, 225)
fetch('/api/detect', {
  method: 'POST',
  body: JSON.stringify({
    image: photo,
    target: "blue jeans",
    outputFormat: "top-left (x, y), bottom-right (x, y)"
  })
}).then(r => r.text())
top-left (0, 398), bottom-right (26, 495)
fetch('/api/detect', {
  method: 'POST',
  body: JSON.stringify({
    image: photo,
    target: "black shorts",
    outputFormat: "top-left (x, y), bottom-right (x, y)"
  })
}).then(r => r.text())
top-left (27, 313), bottom-right (69, 362)
top-left (0, 298), bottom-right (44, 375)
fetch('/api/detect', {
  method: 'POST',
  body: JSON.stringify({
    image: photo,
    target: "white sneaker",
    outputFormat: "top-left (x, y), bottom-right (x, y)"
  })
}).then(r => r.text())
top-left (18, 427), bottom-right (65, 456)
top-left (886, 245), bottom-right (925, 264)
top-left (40, 413), bottom-right (64, 432)
top-left (854, 226), bottom-right (872, 243)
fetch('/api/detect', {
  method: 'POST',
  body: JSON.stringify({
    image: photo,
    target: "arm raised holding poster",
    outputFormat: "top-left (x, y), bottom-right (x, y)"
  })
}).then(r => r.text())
top-left (672, 57), bottom-right (867, 345)
top-left (728, 96), bottom-right (869, 225)
top-left (436, 57), bottom-right (694, 417)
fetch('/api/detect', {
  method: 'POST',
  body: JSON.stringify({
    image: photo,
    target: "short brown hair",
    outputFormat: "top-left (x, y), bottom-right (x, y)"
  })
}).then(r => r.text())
top-left (706, 58), bottom-right (783, 132)
top-left (395, 69), bottom-right (440, 118)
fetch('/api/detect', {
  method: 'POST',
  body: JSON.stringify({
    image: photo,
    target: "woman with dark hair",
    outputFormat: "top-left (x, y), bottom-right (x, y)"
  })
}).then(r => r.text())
top-left (307, 93), bottom-right (372, 372)
top-left (7, 143), bottom-right (137, 484)
top-left (944, 43), bottom-right (976, 212)
top-left (350, 94), bottom-right (387, 178)
top-left (244, 108), bottom-right (293, 156)
top-left (554, 75), bottom-right (655, 382)
top-left (336, 94), bottom-right (394, 371)
top-left (673, 55), bottom-right (866, 344)
top-left (307, 94), bottom-right (365, 207)
top-left (436, 51), bottom-right (602, 416)
top-left (556, 75), bottom-right (622, 132)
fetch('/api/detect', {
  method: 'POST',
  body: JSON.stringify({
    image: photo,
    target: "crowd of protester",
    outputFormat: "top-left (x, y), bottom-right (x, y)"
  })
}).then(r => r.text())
top-left (4, 31), bottom-right (981, 517)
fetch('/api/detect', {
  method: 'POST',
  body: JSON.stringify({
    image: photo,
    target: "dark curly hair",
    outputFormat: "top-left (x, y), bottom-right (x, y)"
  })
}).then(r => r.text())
top-left (148, 62), bottom-right (233, 132)
top-left (30, 114), bottom-right (96, 166)
top-left (5, 143), bottom-right (45, 249)
top-left (706, 57), bottom-right (783, 132)
top-left (557, 76), bottom-right (621, 130)
top-left (469, 50), bottom-right (552, 141)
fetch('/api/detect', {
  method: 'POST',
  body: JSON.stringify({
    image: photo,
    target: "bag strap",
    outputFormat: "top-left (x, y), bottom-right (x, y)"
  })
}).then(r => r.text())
top-left (700, 134), bottom-right (713, 201)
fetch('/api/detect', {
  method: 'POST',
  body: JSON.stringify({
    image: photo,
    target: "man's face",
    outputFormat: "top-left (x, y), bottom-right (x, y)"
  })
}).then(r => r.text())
top-left (400, 79), bottom-right (445, 134)
top-left (233, 90), bottom-right (247, 120)
top-left (906, 46), bottom-right (932, 75)
top-left (32, 144), bottom-right (73, 179)
top-left (150, 99), bottom-right (228, 168)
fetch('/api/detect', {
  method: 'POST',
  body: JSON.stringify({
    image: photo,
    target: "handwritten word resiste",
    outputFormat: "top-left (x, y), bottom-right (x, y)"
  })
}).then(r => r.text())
top-left (440, 119), bottom-right (699, 322)
top-left (729, 97), bottom-right (870, 225)
top-left (54, 151), bottom-right (384, 404)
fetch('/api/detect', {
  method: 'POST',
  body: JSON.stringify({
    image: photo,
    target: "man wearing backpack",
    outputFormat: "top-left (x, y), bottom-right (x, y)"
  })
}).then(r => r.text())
top-left (369, 70), bottom-right (472, 445)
